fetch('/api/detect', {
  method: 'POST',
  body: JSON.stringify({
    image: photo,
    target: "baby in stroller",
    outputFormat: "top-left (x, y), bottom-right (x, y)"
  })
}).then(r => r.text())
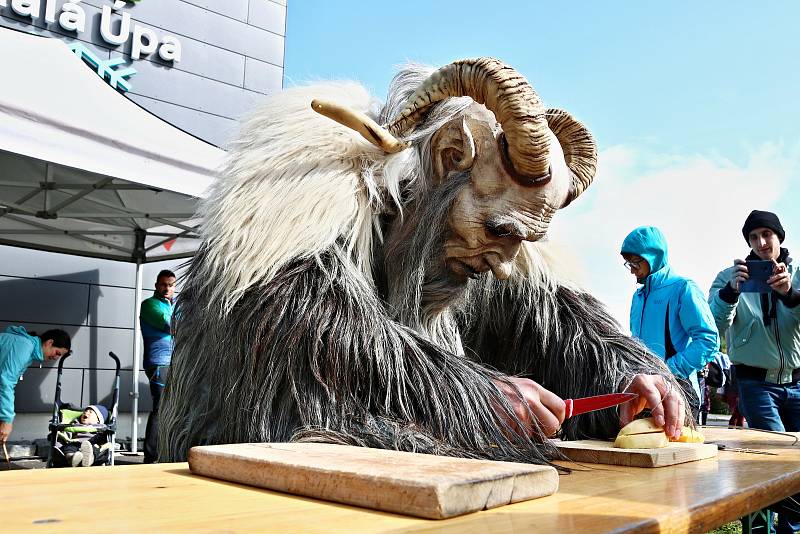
top-left (51, 405), bottom-right (113, 467)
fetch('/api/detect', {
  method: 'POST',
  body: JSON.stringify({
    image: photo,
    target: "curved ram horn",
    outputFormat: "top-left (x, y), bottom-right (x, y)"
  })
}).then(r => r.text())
top-left (545, 108), bottom-right (598, 206)
top-left (311, 99), bottom-right (408, 154)
top-left (384, 57), bottom-right (551, 184)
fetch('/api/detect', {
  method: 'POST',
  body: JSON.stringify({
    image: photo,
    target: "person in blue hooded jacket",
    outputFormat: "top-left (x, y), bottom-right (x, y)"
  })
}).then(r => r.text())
top-left (0, 326), bottom-right (71, 442)
top-left (621, 226), bottom-right (719, 419)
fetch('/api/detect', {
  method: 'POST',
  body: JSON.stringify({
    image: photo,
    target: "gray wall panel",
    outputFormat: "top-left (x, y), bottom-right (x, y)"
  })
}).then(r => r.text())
top-left (244, 56), bottom-right (283, 94)
top-left (15, 368), bottom-right (82, 412)
top-left (0, 275), bottom-right (91, 325)
top-left (112, 33), bottom-right (247, 88)
top-left (84, 369), bottom-right (151, 412)
top-left (0, 245), bottom-right (133, 287)
top-left (210, 14), bottom-right (284, 66)
top-left (126, 61), bottom-right (258, 119)
top-left (122, 370), bottom-right (152, 412)
top-left (248, 0), bottom-right (286, 35)
top-left (126, 94), bottom-right (239, 148)
top-left (89, 285), bottom-right (135, 329)
top-left (184, 0), bottom-right (249, 22)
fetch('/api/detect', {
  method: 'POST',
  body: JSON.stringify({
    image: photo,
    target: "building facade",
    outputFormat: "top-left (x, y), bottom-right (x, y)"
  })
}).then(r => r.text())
top-left (0, 0), bottom-right (286, 443)
top-left (0, 0), bottom-right (285, 147)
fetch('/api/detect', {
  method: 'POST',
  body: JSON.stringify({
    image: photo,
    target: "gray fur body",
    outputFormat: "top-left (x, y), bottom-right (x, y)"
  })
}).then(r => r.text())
top-left (159, 66), bottom-right (679, 463)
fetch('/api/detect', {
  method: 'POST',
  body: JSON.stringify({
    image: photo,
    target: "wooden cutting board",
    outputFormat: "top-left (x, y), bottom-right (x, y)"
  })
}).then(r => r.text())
top-left (552, 439), bottom-right (718, 467)
top-left (188, 442), bottom-right (558, 519)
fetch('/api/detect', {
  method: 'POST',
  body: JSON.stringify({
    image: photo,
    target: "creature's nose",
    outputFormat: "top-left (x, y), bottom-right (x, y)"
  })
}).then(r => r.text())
top-left (484, 219), bottom-right (526, 240)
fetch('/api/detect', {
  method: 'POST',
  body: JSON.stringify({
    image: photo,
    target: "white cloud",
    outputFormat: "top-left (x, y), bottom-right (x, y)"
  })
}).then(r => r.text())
top-left (550, 142), bottom-right (800, 330)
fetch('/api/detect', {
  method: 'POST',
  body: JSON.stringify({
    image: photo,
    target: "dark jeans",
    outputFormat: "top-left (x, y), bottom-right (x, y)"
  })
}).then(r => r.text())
top-left (144, 365), bottom-right (168, 463)
top-left (738, 377), bottom-right (800, 534)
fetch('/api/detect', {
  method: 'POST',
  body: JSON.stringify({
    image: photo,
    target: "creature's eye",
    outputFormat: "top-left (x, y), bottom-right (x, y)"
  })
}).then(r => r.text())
top-left (497, 133), bottom-right (517, 180)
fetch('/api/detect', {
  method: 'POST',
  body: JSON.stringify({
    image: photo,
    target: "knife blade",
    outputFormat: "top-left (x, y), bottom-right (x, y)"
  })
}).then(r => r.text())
top-left (564, 392), bottom-right (638, 419)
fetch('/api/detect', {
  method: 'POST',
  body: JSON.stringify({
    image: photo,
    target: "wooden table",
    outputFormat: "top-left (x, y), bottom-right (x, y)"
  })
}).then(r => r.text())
top-left (3, 428), bottom-right (800, 533)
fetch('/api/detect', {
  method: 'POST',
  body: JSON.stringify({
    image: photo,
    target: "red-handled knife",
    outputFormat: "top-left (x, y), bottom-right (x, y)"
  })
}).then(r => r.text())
top-left (564, 392), bottom-right (638, 419)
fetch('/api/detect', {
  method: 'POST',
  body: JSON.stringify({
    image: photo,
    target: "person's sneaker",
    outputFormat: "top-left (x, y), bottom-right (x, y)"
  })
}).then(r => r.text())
top-left (80, 440), bottom-right (94, 467)
top-left (67, 451), bottom-right (83, 468)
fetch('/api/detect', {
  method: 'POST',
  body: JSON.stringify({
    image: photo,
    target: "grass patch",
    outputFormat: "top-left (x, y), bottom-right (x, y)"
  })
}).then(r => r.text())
top-left (709, 521), bottom-right (741, 534)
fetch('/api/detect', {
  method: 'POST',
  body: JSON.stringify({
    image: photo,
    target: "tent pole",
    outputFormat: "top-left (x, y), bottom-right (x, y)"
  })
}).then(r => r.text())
top-left (131, 259), bottom-right (144, 453)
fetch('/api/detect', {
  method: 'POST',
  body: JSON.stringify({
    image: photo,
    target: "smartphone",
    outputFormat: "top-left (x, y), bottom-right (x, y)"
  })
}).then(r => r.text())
top-left (740, 260), bottom-right (773, 293)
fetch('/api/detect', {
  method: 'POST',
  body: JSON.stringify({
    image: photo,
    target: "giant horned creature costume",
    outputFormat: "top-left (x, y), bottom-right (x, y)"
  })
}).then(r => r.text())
top-left (160, 58), bottom-right (682, 463)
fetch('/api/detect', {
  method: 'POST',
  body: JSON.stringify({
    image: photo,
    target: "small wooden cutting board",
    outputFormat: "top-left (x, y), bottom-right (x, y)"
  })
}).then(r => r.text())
top-left (552, 439), bottom-right (718, 467)
top-left (188, 442), bottom-right (558, 519)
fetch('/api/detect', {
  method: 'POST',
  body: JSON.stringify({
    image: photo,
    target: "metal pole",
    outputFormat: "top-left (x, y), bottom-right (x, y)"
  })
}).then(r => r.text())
top-left (130, 259), bottom-right (143, 453)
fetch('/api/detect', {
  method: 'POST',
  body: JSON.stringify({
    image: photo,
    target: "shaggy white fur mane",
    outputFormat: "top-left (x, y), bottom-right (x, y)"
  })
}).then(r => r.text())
top-left (200, 81), bottom-right (583, 312)
top-left (200, 83), bottom-right (404, 309)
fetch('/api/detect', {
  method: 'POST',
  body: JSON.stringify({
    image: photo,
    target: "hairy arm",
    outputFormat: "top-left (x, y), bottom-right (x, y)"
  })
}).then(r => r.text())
top-left (161, 248), bottom-right (556, 463)
top-left (462, 278), bottom-right (680, 440)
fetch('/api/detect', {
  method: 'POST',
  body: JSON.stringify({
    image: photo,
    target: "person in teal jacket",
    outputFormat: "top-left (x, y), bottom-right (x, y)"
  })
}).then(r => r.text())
top-left (621, 226), bottom-right (719, 418)
top-left (0, 326), bottom-right (71, 442)
top-left (139, 269), bottom-right (176, 463)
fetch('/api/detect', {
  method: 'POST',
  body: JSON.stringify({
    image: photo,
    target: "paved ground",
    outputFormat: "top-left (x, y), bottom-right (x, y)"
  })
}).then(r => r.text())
top-left (1, 451), bottom-right (145, 471)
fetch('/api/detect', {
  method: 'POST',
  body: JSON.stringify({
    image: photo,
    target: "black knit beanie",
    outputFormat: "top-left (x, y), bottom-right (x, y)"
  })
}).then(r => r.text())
top-left (742, 210), bottom-right (785, 243)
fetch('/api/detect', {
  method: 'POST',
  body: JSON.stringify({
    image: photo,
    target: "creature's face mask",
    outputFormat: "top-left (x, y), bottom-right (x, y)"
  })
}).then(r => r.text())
top-left (311, 57), bottom-right (598, 284)
top-left (434, 107), bottom-right (573, 282)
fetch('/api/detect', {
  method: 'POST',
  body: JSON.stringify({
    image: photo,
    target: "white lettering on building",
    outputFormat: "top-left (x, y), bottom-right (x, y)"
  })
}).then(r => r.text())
top-left (1, 0), bottom-right (182, 63)
top-left (11, 0), bottom-right (39, 19)
top-left (59, 2), bottom-right (86, 33)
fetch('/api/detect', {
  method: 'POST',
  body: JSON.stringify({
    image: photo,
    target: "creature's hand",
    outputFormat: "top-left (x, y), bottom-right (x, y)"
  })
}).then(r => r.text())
top-left (493, 377), bottom-right (566, 438)
top-left (768, 261), bottom-right (792, 295)
top-left (619, 374), bottom-right (685, 440)
top-left (729, 259), bottom-right (748, 292)
top-left (0, 421), bottom-right (12, 443)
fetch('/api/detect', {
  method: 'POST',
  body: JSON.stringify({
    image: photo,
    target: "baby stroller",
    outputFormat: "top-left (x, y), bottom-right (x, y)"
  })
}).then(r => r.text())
top-left (46, 351), bottom-right (121, 467)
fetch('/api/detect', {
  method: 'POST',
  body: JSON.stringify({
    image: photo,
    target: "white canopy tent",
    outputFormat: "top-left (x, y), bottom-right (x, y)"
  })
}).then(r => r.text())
top-left (0, 28), bottom-right (226, 451)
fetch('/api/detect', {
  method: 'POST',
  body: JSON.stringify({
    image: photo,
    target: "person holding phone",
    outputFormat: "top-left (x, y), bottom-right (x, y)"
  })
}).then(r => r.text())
top-left (708, 209), bottom-right (800, 534)
top-left (621, 226), bottom-right (720, 421)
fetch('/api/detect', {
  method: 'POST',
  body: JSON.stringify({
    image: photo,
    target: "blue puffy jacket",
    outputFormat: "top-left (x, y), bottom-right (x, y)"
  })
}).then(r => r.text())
top-left (621, 226), bottom-right (720, 398)
top-left (0, 326), bottom-right (43, 422)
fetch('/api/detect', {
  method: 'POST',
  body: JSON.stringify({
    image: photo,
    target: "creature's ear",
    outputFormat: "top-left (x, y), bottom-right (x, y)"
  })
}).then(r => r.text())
top-left (431, 117), bottom-right (476, 181)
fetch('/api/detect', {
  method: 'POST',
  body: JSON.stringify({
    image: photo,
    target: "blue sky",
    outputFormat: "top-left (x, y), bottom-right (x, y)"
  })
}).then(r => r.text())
top-left (284, 2), bottom-right (800, 326)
